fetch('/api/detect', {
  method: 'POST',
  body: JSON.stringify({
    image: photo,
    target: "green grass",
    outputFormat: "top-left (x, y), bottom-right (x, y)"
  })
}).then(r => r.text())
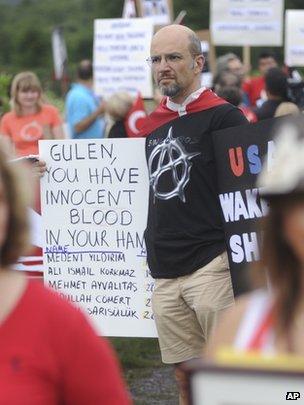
top-left (110, 337), bottom-right (178, 403)
top-left (110, 337), bottom-right (161, 369)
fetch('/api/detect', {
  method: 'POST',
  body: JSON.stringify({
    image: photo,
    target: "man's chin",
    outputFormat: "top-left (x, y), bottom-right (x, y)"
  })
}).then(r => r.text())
top-left (159, 84), bottom-right (181, 98)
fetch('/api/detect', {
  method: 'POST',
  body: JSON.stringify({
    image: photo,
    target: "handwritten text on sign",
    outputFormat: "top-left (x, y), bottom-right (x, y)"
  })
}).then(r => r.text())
top-left (40, 139), bottom-right (157, 337)
top-left (93, 18), bottom-right (153, 98)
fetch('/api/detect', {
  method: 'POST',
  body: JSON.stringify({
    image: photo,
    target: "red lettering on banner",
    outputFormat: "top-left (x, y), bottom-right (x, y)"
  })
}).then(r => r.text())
top-left (229, 147), bottom-right (244, 177)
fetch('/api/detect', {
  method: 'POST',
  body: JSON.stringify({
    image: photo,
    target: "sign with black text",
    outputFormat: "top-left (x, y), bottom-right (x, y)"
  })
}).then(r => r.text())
top-left (93, 18), bottom-right (153, 98)
top-left (40, 139), bottom-right (157, 337)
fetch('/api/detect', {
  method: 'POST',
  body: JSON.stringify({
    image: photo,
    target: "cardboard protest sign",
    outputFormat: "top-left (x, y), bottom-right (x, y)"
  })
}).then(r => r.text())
top-left (212, 118), bottom-right (283, 295)
top-left (285, 10), bottom-right (304, 67)
top-left (93, 18), bottom-right (153, 99)
top-left (40, 139), bottom-right (157, 337)
top-left (210, 0), bottom-right (283, 46)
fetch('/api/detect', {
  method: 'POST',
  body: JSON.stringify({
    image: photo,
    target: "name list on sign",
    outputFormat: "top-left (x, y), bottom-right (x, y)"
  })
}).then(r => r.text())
top-left (40, 139), bottom-right (157, 337)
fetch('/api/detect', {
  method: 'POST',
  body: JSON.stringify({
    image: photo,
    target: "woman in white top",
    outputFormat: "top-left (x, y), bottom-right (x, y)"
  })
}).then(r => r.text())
top-left (207, 116), bottom-right (304, 357)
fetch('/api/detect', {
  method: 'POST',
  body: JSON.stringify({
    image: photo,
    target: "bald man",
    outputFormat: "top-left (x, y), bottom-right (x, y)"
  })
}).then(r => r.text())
top-left (141, 25), bottom-right (248, 403)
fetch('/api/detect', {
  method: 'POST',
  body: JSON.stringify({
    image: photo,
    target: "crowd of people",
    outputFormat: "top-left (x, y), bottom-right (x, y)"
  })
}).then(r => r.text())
top-left (0, 22), bottom-right (304, 404)
top-left (0, 46), bottom-right (303, 155)
top-left (212, 51), bottom-right (302, 123)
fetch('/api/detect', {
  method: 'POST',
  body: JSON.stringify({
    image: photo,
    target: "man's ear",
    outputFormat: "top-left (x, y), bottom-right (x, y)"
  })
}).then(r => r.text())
top-left (194, 55), bottom-right (205, 74)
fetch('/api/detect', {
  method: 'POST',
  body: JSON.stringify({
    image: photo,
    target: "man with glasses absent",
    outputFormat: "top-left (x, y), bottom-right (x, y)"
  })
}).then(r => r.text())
top-left (141, 24), bottom-right (248, 404)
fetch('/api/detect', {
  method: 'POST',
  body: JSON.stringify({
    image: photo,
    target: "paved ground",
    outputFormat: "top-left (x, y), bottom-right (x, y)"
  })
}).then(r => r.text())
top-left (128, 365), bottom-right (179, 404)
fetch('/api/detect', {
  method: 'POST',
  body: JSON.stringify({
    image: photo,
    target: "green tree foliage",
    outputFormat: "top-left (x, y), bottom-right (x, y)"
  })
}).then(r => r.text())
top-left (173, 0), bottom-right (209, 30)
top-left (0, 73), bottom-right (12, 116)
top-left (0, 0), bottom-right (124, 80)
top-left (0, 0), bottom-right (303, 81)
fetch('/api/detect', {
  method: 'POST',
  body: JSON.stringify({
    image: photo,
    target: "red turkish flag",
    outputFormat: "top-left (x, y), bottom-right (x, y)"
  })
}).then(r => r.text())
top-left (124, 93), bottom-right (148, 138)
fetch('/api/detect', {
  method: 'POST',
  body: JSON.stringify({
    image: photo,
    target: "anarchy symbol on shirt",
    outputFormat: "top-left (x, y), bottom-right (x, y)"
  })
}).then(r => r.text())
top-left (148, 127), bottom-right (200, 203)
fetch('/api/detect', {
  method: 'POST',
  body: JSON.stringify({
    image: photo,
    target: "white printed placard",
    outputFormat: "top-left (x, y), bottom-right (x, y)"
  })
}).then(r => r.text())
top-left (93, 18), bottom-right (153, 98)
top-left (40, 139), bottom-right (157, 338)
top-left (210, 0), bottom-right (283, 46)
top-left (285, 10), bottom-right (304, 67)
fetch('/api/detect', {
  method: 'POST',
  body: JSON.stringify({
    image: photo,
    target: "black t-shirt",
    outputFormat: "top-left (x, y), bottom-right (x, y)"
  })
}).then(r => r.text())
top-left (145, 103), bottom-right (248, 278)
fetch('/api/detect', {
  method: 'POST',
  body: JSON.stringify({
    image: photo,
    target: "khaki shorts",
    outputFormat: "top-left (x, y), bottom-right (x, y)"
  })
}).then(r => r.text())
top-left (152, 251), bottom-right (234, 364)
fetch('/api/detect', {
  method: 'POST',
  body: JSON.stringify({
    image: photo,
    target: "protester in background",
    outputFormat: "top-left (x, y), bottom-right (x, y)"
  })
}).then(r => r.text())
top-left (141, 24), bottom-right (248, 405)
top-left (214, 55), bottom-right (249, 106)
top-left (216, 86), bottom-right (257, 123)
top-left (243, 52), bottom-right (278, 107)
top-left (0, 71), bottom-right (64, 157)
top-left (106, 91), bottom-right (147, 138)
top-left (206, 117), bottom-right (304, 358)
top-left (65, 59), bottom-right (105, 139)
top-left (106, 92), bottom-right (135, 138)
top-left (215, 53), bottom-right (246, 83)
top-left (0, 71), bottom-right (57, 272)
top-left (254, 67), bottom-right (291, 121)
top-left (0, 141), bottom-right (131, 404)
top-left (213, 71), bottom-right (241, 93)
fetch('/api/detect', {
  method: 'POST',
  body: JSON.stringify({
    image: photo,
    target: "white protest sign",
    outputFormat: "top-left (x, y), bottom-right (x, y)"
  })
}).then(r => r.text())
top-left (93, 18), bottom-right (153, 98)
top-left (285, 10), bottom-right (304, 67)
top-left (210, 0), bottom-right (283, 46)
top-left (40, 139), bottom-right (157, 338)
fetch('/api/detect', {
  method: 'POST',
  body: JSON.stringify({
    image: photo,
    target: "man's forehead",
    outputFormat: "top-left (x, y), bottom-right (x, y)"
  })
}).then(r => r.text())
top-left (150, 34), bottom-right (189, 55)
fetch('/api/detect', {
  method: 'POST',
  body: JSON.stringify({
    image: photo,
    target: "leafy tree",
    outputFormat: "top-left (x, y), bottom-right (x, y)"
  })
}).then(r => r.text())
top-left (0, 73), bottom-right (12, 116)
top-left (0, 0), bottom-right (303, 83)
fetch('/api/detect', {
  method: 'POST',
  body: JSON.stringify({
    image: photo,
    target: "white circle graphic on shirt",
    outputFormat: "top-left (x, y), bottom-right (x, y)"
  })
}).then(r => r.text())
top-left (20, 121), bottom-right (42, 141)
top-left (127, 110), bottom-right (146, 134)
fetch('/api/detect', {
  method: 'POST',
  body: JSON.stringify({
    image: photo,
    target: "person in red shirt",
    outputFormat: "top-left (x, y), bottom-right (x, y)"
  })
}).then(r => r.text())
top-left (0, 71), bottom-right (64, 157)
top-left (0, 143), bottom-right (131, 405)
top-left (242, 52), bottom-right (278, 107)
